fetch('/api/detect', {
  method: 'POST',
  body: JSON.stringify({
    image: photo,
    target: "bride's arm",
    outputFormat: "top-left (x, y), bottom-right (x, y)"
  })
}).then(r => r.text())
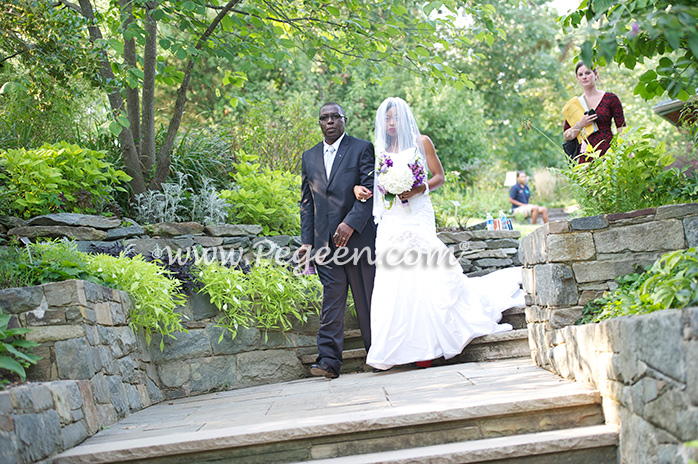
top-left (420, 135), bottom-right (445, 192)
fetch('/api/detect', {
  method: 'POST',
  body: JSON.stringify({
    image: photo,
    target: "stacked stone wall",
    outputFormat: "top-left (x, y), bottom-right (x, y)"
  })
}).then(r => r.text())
top-left (2, 213), bottom-right (521, 277)
top-left (546, 308), bottom-right (698, 463)
top-left (521, 202), bottom-right (698, 463)
top-left (0, 280), bottom-right (163, 464)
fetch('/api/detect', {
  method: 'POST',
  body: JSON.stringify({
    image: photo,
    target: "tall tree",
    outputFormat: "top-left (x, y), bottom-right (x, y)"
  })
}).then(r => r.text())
top-left (1, 0), bottom-right (503, 194)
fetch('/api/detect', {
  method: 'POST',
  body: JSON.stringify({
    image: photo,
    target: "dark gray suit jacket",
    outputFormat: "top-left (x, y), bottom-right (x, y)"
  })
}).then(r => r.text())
top-left (300, 134), bottom-right (376, 253)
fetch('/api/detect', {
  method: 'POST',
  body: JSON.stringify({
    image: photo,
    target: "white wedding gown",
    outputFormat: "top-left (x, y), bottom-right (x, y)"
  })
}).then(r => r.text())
top-left (366, 184), bottom-right (525, 370)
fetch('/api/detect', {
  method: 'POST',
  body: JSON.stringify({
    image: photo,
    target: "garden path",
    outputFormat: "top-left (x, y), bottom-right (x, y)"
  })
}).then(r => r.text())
top-left (53, 357), bottom-right (617, 463)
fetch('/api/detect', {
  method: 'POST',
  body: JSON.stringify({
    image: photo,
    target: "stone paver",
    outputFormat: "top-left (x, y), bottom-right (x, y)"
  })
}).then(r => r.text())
top-left (54, 358), bottom-right (600, 462)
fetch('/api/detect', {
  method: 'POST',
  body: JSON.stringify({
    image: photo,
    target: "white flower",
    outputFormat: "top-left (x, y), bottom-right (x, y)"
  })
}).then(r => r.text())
top-left (380, 161), bottom-right (413, 194)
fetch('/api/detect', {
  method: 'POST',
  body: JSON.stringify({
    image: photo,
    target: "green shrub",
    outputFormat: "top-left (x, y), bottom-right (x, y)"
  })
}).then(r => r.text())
top-left (0, 141), bottom-right (131, 218)
top-left (84, 253), bottom-right (186, 347)
top-left (0, 312), bottom-right (41, 386)
top-left (579, 248), bottom-right (698, 324)
top-left (558, 127), bottom-right (694, 216)
top-left (196, 260), bottom-right (250, 340)
top-left (197, 259), bottom-right (321, 341)
top-left (221, 151), bottom-right (301, 235)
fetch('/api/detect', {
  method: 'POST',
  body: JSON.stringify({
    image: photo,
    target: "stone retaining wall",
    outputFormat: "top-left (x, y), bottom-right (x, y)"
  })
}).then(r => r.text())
top-left (0, 280), bottom-right (162, 464)
top-left (542, 308), bottom-right (698, 463)
top-left (520, 202), bottom-right (698, 368)
top-left (1, 213), bottom-right (520, 277)
top-left (521, 202), bottom-right (698, 464)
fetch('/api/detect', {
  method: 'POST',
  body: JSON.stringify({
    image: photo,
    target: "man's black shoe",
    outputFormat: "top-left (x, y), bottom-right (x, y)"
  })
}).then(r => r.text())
top-left (310, 363), bottom-right (339, 379)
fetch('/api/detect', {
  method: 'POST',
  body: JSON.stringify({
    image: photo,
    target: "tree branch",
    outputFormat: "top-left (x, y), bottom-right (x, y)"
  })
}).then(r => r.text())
top-left (151, 0), bottom-right (244, 189)
top-left (56, 0), bottom-right (81, 13)
top-left (76, 0), bottom-right (147, 194)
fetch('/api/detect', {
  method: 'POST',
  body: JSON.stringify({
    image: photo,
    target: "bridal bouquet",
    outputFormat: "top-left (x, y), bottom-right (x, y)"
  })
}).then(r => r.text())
top-left (376, 148), bottom-right (427, 209)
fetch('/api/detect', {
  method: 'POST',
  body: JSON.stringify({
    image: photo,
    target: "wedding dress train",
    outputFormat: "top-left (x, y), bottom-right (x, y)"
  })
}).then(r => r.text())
top-left (365, 188), bottom-right (525, 370)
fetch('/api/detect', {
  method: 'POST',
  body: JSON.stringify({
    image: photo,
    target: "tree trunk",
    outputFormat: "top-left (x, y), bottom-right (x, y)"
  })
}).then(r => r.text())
top-left (149, 0), bottom-right (243, 189)
top-left (119, 0), bottom-right (141, 156)
top-left (78, 0), bottom-right (147, 194)
top-left (140, 1), bottom-right (159, 177)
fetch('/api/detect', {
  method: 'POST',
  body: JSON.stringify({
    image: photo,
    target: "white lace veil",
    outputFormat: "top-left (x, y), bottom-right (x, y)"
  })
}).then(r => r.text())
top-left (373, 97), bottom-right (427, 223)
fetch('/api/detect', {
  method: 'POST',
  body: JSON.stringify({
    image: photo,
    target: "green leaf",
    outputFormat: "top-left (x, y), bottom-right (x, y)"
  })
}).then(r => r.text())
top-left (117, 115), bottom-right (130, 128)
top-left (151, 9), bottom-right (166, 21)
top-left (109, 121), bottom-right (123, 136)
top-left (592, 0), bottom-right (613, 12)
top-left (580, 41), bottom-right (593, 68)
top-left (107, 39), bottom-right (124, 54)
top-left (663, 30), bottom-right (680, 51)
top-left (181, 1), bottom-right (196, 11)
top-left (221, 15), bottom-right (235, 33)
top-left (687, 35), bottom-right (698, 59)
top-left (0, 356), bottom-right (26, 379)
top-left (638, 69), bottom-right (657, 82)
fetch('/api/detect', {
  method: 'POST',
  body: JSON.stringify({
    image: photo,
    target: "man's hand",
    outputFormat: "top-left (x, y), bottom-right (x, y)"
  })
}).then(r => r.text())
top-left (333, 223), bottom-right (355, 248)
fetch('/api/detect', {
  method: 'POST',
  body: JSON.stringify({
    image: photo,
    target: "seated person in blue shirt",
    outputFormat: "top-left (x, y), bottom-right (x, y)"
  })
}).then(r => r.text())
top-left (509, 171), bottom-right (549, 224)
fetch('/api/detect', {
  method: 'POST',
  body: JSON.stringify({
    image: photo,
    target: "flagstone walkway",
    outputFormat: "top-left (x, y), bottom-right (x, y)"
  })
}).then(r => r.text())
top-left (53, 358), bottom-right (610, 463)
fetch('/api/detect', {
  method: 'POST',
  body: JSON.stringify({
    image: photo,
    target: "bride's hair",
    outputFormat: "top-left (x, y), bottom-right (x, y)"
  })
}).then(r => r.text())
top-left (374, 97), bottom-right (425, 157)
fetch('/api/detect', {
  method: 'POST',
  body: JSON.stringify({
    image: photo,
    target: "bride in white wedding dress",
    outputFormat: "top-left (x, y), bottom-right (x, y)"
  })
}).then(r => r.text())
top-left (354, 97), bottom-right (524, 371)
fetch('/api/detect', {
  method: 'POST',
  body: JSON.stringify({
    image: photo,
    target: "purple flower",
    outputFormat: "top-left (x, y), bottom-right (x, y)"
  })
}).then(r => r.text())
top-left (630, 22), bottom-right (639, 37)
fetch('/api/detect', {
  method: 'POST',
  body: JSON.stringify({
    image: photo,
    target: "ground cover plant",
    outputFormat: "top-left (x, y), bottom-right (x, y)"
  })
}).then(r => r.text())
top-left (578, 248), bottom-right (698, 324)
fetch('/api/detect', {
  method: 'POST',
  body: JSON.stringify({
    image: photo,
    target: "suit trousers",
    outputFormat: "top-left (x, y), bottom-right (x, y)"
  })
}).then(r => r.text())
top-left (315, 248), bottom-right (375, 375)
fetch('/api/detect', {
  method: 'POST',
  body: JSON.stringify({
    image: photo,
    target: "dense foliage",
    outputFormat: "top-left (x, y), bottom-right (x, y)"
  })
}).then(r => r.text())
top-left (221, 152), bottom-right (301, 235)
top-left (197, 259), bottom-right (321, 341)
top-left (0, 142), bottom-right (131, 218)
top-left (231, 95), bottom-right (320, 174)
top-left (1, 0), bottom-right (503, 194)
top-left (85, 253), bottom-right (187, 347)
top-left (559, 126), bottom-right (698, 216)
top-left (579, 248), bottom-right (698, 324)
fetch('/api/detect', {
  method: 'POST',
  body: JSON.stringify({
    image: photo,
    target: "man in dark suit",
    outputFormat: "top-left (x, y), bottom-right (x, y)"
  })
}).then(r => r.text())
top-left (298, 102), bottom-right (376, 379)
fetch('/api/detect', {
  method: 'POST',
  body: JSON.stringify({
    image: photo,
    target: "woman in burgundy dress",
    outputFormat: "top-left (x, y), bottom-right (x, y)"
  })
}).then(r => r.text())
top-left (563, 63), bottom-right (625, 163)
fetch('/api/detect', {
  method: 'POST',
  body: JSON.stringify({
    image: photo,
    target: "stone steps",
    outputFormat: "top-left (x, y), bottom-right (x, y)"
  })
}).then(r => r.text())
top-left (288, 425), bottom-right (619, 464)
top-left (301, 306), bottom-right (529, 374)
top-left (52, 368), bottom-right (614, 463)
